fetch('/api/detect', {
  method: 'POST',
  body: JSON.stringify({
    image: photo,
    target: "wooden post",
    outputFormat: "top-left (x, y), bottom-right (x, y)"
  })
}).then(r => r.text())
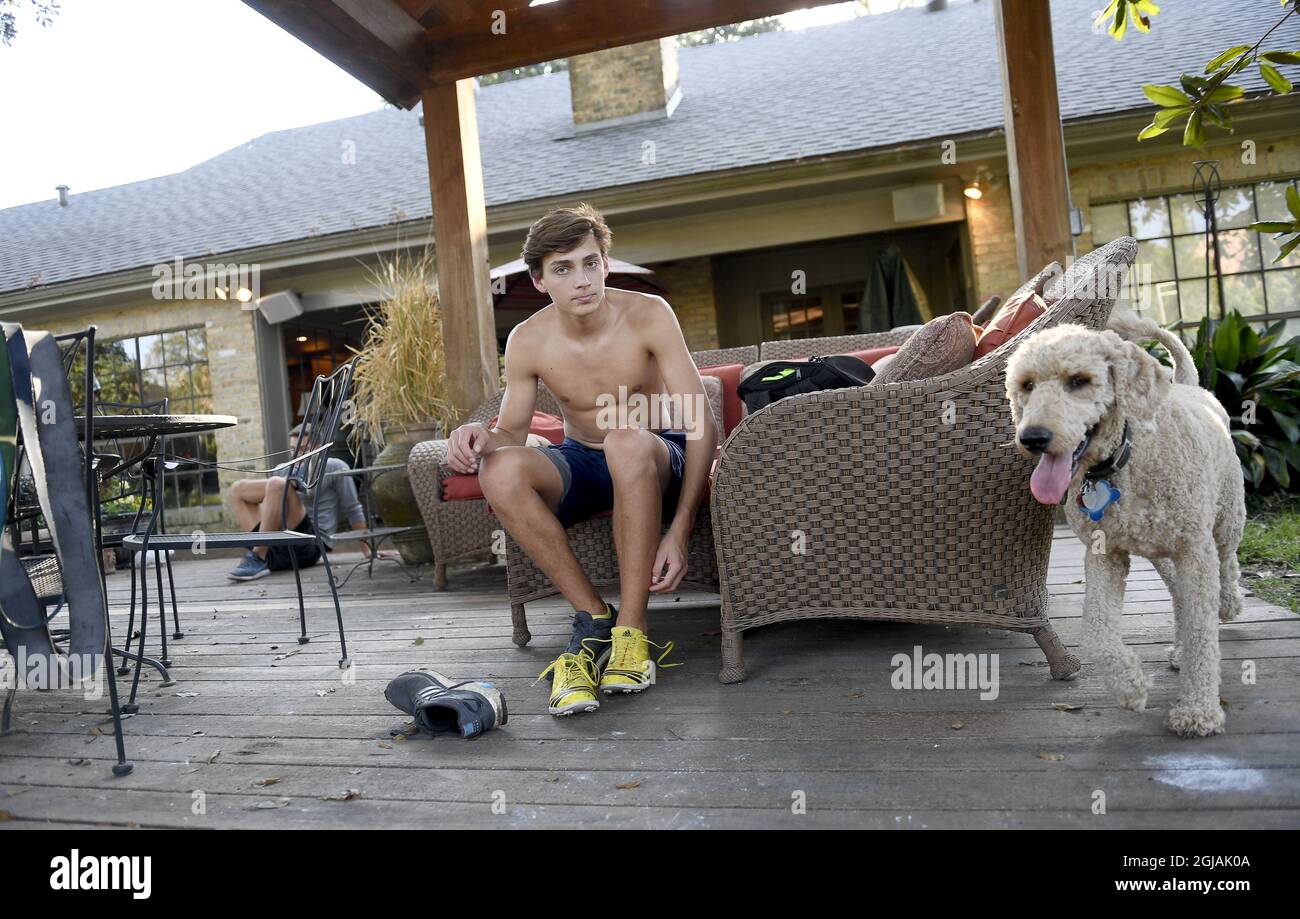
top-left (420, 78), bottom-right (499, 423)
top-left (993, 0), bottom-right (1074, 278)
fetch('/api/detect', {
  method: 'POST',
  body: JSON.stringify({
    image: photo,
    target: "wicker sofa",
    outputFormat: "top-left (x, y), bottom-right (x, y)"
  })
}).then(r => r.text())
top-left (709, 236), bottom-right (1139, 683)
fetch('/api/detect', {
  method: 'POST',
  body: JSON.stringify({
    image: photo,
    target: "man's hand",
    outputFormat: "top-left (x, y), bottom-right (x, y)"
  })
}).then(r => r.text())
top-left (649, 529), bottom-right (688, 592)
top-left (446, 422), bottom-right (492, 474)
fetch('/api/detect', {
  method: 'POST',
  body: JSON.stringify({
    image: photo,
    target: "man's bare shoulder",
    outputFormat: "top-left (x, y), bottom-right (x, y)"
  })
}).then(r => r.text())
top-left (504, 307), bottom-right (555, 366)
top-left (608, 287), bottom-right (675, 329)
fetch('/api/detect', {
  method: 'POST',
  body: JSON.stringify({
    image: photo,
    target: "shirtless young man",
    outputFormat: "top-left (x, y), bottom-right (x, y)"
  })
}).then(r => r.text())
top-left (445, 204), bottom-right (718, 716)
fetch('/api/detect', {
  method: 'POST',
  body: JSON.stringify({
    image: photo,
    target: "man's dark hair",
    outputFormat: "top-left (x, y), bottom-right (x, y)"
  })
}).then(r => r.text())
top-left (521, 203), bottom-right (612, 281)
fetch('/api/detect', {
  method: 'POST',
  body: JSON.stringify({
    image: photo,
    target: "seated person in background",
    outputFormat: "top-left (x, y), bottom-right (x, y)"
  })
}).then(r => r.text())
top-left (226, 423), bottom-right (393, 581)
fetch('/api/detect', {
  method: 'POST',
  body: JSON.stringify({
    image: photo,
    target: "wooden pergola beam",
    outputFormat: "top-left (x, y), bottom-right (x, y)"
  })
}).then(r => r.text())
top-left (244, 0), bottom-right (430, 106)
top-left (421, 79), bottom-right (499, 422)
top-left (993, 0), bottom-right (1074, 278)
top-left (427, 0), bottom-right (846, 84)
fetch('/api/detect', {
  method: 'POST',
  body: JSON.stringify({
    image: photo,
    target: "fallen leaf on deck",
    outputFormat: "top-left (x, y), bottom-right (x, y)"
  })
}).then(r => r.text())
top-left (412, 636), bottom-right (425, 646)
top-left (315, 688), bottom-right (335, 697)
top-left (615, 781), bottom-right (641, 790)
top-left (377, 741), bottom-right (393, 749)
top-left (251, 799), bottom-right (290, 810)
top-left (89, 726), bottom-right (103, 737)
top-left (1037, 752), bottom-right (1066, 762)
top-left (207, 750), bottom-right (222, 765)
top-left (846, 692), bottom-right (863, 700)
top-left (66, 758), bottom-right (91, 766)
top-left (1052, 703), bottom-right (1084, 712)
top-left (950, 721), bottom-right (964, 730)
top-left (253, 778), bottom-right (281, 787)
top-left (175, 692), bottom-right (199, 698)
top-left (322, 789), bottom-right (362, 801)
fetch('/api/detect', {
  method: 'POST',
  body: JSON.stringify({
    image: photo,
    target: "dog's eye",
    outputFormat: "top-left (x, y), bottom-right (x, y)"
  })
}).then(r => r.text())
top-left (1067, 375), bottom-right (1092, 390)
top-left (1021, 379), bottom-right (1034, 393)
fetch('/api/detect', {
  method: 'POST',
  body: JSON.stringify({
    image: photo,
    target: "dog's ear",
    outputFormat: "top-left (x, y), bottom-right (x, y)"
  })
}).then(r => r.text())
top-left (1102, 329), bottom-right (1171, 421)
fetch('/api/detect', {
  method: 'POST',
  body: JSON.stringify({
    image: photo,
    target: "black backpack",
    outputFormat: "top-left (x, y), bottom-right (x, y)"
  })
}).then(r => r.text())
top-left (736, 354), bottom-right (875, 414)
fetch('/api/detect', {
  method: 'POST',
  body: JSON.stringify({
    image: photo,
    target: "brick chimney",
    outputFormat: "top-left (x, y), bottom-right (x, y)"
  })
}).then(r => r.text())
top-left (568, 38), bottom-right (681, 134)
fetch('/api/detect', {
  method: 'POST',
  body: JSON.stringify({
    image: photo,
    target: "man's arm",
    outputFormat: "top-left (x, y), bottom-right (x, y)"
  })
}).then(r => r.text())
top-left (446, 325), bottom-right (538, 473)
top-left (643, 297), bottom-right (718, 589)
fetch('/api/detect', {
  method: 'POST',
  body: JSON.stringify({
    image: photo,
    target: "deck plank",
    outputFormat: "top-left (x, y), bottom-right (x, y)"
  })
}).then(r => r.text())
top-left (3, 529), bottom-right (1298, 829)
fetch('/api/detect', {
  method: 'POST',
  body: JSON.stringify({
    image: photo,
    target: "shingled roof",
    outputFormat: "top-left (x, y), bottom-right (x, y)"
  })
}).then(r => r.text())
top-left (1, 0), bottom-right (1292, 296)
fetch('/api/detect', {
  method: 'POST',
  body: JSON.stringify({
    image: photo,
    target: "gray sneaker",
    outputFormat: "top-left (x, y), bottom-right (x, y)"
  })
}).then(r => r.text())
top-left (228, 551), bottom-right (270, 581)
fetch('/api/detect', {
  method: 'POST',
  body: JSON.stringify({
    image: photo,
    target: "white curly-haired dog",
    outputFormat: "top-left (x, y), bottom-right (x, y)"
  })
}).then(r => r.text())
top-left (1005, 312), bottom-right (1245, 737)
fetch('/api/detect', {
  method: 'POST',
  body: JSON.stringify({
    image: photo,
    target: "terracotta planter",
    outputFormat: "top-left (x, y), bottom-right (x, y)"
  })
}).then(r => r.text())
top-left (370, 422), bottom-right (443, 565)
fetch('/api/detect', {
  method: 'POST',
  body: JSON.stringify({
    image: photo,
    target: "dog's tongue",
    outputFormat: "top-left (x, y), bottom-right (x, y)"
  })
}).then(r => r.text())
top-left (1030, 452), bottom-right (1073, 505)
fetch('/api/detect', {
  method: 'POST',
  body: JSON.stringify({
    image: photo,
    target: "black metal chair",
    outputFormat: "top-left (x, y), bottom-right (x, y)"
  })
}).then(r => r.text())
top-left (0, 323), bottom-right (133, 775)
top-left (94, 397), bottom-right (186, 673)
top-left (123, 360), bottom-right (357, 708)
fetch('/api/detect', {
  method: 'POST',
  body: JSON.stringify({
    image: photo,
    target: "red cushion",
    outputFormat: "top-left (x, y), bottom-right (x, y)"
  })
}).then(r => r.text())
top-left (442, 412), bottom-right (566, 501)
top-left (698, 363), bottom-right (745, 435)
top-left (974, 291), bottom-right (1046, 358)
top-left (488, 411), bottom-right (565, 445)
top-left (847, 345), bottom-right (901, 366)
top-left (443, 473), bottom-right (486, 501)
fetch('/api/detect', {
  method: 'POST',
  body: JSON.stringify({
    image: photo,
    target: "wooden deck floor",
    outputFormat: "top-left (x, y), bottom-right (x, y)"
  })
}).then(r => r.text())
top-left (2, 529), bottom-right (1298, 829)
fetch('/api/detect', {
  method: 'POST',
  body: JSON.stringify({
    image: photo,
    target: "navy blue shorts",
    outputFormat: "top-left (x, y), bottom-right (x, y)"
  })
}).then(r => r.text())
top-left (536, 431), bottom-right (688, 529)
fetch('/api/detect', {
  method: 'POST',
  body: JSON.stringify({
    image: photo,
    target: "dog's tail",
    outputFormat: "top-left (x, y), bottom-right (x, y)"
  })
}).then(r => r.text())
top-left (1108, 311), bottom-right (1198, 386)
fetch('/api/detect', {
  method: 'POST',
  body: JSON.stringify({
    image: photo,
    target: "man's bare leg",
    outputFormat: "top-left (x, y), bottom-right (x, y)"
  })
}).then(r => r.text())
top-left (230, 479), bottom-right (267, 531)
top-left (479, 446), bottom-right (606, 614)
top-left (603, 428), bottom-right (673, 633)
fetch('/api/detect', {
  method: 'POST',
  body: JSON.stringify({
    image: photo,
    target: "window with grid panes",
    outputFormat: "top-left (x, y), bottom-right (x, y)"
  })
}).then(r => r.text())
top-left (74, 327), bottom-right (220, 510)
top-left (1088, 178), bottom-right (1300, 342)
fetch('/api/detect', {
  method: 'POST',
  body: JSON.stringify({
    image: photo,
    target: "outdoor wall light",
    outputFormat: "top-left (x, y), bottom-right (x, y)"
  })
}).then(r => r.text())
top-left (963, 176), bottom-right (984, 200)
top-left (296, 335), bottom-right (309, 342)
top-left (236, 287), bottom-right (253, 302)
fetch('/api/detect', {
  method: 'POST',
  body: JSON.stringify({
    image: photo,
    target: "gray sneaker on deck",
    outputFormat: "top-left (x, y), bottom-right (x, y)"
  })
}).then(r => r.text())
top-left (228, 551), bottom-right (270, 581)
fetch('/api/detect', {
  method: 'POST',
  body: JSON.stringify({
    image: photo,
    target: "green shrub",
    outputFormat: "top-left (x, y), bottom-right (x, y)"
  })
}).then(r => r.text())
top-left (1189, 311), bottom-right (1300, 493)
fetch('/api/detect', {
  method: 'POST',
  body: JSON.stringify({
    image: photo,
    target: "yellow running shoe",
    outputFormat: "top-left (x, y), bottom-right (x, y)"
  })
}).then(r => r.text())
top-left (597, 626), bottom-right (679, 694)
top-left (534, 651), bottom-right (601, 716)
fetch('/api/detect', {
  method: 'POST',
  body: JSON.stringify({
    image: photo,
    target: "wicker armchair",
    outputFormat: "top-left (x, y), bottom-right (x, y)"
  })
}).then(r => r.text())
top-left (408, 382), bottom-right (564, 589)
top-left (408, 345), bottom-right (756, 600)
top-left (709, 236), bottom-right (1139, 683)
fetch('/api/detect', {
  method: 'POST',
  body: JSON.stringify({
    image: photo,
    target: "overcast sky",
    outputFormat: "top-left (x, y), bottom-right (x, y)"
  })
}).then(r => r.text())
top-left (0, 0), bottom-right (890, 210)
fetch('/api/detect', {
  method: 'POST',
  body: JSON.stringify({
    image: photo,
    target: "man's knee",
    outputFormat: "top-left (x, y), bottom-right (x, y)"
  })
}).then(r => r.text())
top-left (231, 479), bottom-right (262, 501)
top-left (603, 428), bottom-right (660, 477)
top-left (264, 476), bottom-right (287, 496)
top-left (479, 448), bottom-right (530, 501)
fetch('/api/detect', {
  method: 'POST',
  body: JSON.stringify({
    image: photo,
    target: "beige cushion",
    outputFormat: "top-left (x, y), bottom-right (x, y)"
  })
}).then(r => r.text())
top-left (1044, 238), bottom-right (1137, 303)
top-left (870, 353), bottom-right (897, 377)
top-left (870, 312), bottom-right (977, 385)
top-left (665, 375), bottom-right (724, 432)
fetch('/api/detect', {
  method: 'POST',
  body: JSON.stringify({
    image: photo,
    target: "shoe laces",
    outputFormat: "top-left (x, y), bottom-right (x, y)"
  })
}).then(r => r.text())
top-left (533, 650), bottom-right (598, 688)
top-left (598, 630), bottom-right (681, 673)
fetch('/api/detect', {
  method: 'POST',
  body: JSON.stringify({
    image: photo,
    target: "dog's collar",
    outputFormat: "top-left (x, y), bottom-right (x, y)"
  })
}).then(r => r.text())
top-left (1058, 420), bottom-right (1132, 506)
top-left (1083, 420), bottom-right (1133, 482)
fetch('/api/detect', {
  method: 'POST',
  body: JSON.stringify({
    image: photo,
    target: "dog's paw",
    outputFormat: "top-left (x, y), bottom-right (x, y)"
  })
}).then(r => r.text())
top-left (1167, 643), bottom-right (1182, 671)
top-left (1219, 602), bottom-right (1243, 623)
top-left (1167, 701), bottom-right (1226, 738)
top-left (1112, 667), bottom-right (1149, 712)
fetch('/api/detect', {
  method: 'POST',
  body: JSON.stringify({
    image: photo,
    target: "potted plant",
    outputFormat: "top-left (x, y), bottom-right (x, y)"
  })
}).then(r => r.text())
top-left (348, 248), bottom-right (458, 565)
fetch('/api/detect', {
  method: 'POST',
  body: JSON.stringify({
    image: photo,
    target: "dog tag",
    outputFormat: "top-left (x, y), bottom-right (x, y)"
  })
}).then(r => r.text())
top-left (1078, 478), bottom-right (1121, 521)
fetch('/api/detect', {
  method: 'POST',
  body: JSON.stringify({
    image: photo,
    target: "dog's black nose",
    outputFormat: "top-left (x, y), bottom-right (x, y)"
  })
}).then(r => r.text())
top-left (1018, 427), bottom-right (1053, 452)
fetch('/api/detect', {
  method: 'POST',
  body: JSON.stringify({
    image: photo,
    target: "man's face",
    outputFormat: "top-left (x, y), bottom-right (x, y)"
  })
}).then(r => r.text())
top-left (531, 232), bottom-right (608, 316)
